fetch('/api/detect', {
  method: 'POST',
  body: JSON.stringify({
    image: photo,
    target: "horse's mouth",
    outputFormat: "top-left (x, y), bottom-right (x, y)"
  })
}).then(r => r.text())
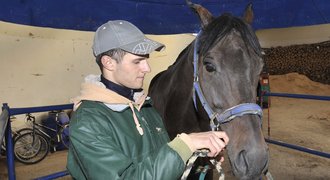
top-left (261, 155), bottom-right (270, 176)
top-left (232, 150), bottom-right (248, 177)
top-left (231, 151), bottom-right (270, 180)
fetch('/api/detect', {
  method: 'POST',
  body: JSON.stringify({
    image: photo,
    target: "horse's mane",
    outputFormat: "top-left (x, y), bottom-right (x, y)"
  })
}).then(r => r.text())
top-left (163, 43), bottom-right (192, 71)
top-left (199, 13), bottom-right (262, 57)
top-left (163, 13), bottom-right (262, 73)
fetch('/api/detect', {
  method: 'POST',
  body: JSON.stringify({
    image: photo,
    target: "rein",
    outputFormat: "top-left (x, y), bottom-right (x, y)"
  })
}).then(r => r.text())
top-left (182, 31), bottom-right (266, 180)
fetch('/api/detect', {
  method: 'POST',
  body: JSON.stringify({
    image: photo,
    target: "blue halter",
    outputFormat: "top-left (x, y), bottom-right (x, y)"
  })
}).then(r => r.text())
top-left (192, 31), bottom-right (263, 131)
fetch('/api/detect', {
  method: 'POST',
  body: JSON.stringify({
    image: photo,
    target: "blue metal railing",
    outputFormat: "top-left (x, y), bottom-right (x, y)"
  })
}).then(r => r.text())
top-left (264, 92), bottom-right (330, 101)
top-left (262, 92), bottom-right (330, 159)
top-left (1, 91), bottom-right (330, 179)
top-left (1, 103), bottom-right (73, 180)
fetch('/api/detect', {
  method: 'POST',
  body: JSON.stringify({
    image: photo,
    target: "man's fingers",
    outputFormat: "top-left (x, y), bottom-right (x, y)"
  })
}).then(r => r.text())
top-left (187, 131), bottom-right (229, 158)
top-left (207, 138), bottom-right (219, 157)
top-left (220, 156), bottom-right (224, 163)
top-left (214, 131), bottom-right (229, 145)
top-left (207, 135), bottom-right (226, 157)
top-left (211, 135), bottom-right (226, 150)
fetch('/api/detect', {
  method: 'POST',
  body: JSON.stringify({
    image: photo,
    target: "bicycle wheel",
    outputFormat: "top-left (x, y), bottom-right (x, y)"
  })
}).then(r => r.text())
top-left (1, 142), bottom-right (6, 156)
top-left (12, 128), bottom-right (33, 140)
top-left (59, 123), bottom-right (70, 149)
top-left (14, 132), bottom-right (50, 164)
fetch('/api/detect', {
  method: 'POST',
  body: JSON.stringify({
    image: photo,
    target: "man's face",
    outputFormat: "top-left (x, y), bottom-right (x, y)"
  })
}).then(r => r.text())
top-left (112, 53), bottom-right (151, 89)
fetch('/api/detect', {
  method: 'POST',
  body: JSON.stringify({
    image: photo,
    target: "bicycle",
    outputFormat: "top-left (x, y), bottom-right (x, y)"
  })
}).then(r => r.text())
top-left (0, 116), bottom-right (31, 156)
top-left (13, 112), bottom-right (70, 164)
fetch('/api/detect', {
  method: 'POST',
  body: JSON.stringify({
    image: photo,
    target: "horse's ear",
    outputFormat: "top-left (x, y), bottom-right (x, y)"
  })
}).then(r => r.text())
top-left (186, 0), bottom-right (214, 29)
top-left (243, 3), bottom-right (254, 24)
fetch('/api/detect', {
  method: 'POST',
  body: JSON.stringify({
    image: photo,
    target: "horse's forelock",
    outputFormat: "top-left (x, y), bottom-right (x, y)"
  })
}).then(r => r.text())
top-left (199, 13), bottom-right (262, 57)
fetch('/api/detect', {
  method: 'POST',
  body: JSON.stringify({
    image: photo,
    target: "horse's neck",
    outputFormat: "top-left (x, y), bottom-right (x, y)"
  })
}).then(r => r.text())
top-left (169, 45), bottom-right (194, 84)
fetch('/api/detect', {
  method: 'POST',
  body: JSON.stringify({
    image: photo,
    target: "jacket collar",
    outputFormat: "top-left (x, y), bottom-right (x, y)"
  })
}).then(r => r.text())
top-left (100, 75), bottom-right (143, 101)
top-left (71, 74), bottom-right (149, 135)
top-left (71, 74), bottom-right (150, 111)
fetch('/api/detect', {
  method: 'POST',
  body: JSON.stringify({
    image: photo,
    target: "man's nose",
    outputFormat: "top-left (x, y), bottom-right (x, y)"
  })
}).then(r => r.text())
top-left (141, 60), bottom-right (151, 73)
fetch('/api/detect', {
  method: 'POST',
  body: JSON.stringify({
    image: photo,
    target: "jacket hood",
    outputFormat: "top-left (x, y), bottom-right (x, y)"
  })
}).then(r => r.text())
top-left (72, 75), bottom-right (147, 108)
top-left (71, 74), bottom-right (148, 135)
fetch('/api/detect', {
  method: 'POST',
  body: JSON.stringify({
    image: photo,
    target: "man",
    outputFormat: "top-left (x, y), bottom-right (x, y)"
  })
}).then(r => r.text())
top-left (67, 20), bottom-right (229, 180)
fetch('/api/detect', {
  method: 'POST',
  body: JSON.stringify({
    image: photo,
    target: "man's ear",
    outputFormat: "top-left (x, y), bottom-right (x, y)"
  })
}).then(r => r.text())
top-left (101, 55), bottom-right (116, 71)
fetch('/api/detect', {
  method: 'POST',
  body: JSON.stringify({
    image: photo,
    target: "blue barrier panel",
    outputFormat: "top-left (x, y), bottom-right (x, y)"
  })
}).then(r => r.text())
top-left (264, 92), bottom-right (330, 101)
top-left (34, 170), bottom-right (70, 180)
top-left (2, 103), bottom-right (74, 180)
top-left (0, 109), bottom-right (9, 153)
top-left (2, 104), bottom-right (16, 180)
top-left (262, 92), bottom-right (330, 160)
top-left (3, 92), bottom-right (329, 179)
top-left (266, 138), bottom-right (330, 159)
top-left (8, 104), bottom-right (74, 116)
top-left (5, 121), bottom-right (16, 180)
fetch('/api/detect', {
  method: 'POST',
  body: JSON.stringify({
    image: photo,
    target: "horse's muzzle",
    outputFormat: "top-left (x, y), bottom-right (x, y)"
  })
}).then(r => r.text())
top-left (232, 144), bottom-right (269, 180)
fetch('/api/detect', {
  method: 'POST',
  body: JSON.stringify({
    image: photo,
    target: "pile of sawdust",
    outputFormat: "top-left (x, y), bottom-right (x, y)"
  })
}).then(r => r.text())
top-left (263, 72), bottom-right (330, 180)
top-left (269, 72), bottom-right (330, 96)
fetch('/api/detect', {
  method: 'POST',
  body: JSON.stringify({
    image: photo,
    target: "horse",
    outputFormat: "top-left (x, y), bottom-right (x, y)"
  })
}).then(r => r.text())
top-left (148, 1), bottom-right (269, 180)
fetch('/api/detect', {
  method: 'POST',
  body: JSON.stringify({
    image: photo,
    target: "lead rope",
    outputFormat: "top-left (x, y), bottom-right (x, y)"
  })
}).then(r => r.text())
top-left (264, 170), bottom-right (274, 180)
top-left (180, 149), bottom-right (225, 180)
top-left (181, 152), bottom-right (274, 180)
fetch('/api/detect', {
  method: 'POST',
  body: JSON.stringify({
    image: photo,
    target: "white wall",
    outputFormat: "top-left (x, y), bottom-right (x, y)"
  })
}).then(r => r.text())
top-left (0, 20), bottom-right (329, 126)
top-left (0, 21), bottom-right (195, 109)
top-left (257, 24), bottom-right (330, 48)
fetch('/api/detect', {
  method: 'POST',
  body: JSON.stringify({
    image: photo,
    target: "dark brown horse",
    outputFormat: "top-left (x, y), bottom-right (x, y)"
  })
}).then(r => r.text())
top-left (148, 1), bottom-right (269, 180)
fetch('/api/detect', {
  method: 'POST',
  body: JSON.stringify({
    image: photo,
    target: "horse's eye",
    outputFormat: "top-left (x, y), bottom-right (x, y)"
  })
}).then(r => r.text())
top-left (203, 62), bottom-right (216, 72)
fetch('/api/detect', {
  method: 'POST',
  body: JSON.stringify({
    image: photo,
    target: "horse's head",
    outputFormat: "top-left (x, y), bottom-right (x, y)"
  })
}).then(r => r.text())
top-left (188, 1), bottom-right (269, 179)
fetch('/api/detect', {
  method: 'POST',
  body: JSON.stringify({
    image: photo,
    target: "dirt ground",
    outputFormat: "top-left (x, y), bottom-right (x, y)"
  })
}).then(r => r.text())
top-left (1, 73), bottom-right (329, 180)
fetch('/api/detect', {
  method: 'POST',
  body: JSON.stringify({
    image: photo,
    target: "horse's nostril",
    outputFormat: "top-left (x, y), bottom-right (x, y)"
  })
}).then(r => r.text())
top-left (233, 146), bottom-right (269, 179)
top-left (236, 150), bottom-right (248, 174)
top-left (261, 153), bottom-right (270, 174)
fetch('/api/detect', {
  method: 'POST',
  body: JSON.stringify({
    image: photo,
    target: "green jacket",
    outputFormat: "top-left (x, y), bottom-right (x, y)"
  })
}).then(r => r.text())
top-left (67, 75), bottom-right (192, 180)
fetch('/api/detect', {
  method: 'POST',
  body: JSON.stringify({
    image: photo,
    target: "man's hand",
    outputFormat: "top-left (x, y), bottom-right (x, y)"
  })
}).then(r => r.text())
top-left (188, 131), bottom-right (229, 157)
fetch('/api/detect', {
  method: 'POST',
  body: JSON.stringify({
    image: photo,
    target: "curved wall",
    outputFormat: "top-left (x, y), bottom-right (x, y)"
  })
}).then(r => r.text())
top-left (0, 21), bottom-right (329, 111)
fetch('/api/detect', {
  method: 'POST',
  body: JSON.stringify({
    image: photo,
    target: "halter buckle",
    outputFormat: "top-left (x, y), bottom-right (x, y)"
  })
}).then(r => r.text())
top-left (193, 76), bottom-right (199, 82)
top-left (210, 113), bottom-right (220, 131)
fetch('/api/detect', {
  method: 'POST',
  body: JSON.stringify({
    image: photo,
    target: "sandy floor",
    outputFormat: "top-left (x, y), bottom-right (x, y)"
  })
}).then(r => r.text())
top-left (1, 73), bottom-right (329, 180)
top-left (260, 73), bottom-right (330, 180)
top-left (0, 150), bottom-right (70, 180)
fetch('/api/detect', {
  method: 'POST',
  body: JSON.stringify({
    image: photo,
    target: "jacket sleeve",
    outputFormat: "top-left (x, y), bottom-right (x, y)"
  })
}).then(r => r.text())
top-left (67, 104), bottom-right (188, 180)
